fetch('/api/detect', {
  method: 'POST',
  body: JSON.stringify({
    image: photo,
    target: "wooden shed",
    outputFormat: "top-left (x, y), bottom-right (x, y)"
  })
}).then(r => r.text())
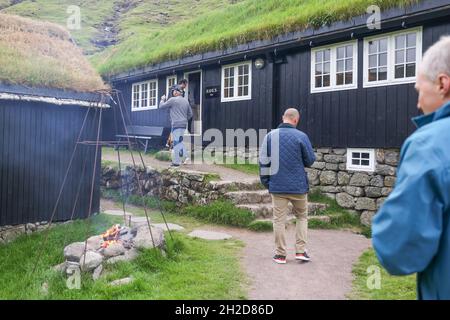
top-left (0, 14), bottom-right (108, 228)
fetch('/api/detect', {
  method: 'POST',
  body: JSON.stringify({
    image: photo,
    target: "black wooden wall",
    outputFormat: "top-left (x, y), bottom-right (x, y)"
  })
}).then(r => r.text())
top-left (0, 100), bottom-right (101, 226)
top-left (107, 18), bottom-right (450, 149)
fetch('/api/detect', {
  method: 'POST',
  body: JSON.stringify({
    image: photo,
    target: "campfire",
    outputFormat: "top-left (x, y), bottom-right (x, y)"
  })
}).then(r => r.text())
top-left (62, 222), bottom-right (165, 279)
top-left (101, 224), bottom-right (122, 249)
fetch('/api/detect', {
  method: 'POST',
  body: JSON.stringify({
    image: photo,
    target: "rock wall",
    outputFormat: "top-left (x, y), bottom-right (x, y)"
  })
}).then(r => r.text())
top-left (0, 221), bottom-right (72, 244)
top-left (101, 166), bottom-right (224, 206)
top-left (307, 148), bottom-right (399, 225)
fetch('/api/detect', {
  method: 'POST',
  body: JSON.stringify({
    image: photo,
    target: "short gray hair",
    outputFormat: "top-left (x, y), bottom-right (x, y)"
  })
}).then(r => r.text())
top-left (283, 108), bottom-right (300, 120)
top-left (420, 36), bottom-right (450, 82)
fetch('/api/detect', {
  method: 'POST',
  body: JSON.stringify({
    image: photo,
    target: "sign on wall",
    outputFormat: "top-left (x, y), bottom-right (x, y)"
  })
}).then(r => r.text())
top-left (205, 86), bottom-right (220, 99)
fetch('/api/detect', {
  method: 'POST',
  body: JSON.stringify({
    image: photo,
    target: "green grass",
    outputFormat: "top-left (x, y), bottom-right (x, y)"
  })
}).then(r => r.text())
top-left (248, 220), bottom-right (273, 232)
top-left (102, 188), bottom-right (178, 213)
top-left (350, 248), bottom-right (417, 300)
top-left (0, 214), bottom-right (246, 299)
top-left (183, 200), bottom-right (255, 228)
top-left (92, 0), bottom-right (418, 75)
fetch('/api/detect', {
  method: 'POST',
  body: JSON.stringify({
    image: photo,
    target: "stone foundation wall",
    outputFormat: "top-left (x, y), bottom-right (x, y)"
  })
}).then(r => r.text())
top-left (101, 166), bottom-right (223, 206)
top-left (0, 221), bottom-right (72, 244)
top-left (307, 148), bottom-right (399, 225)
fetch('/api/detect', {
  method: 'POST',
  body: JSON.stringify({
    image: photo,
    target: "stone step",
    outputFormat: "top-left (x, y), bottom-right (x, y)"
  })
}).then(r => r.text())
top-left (238, 202), bottom-right (329, 219)
top-left (225, 190), bottom-right (271, 205)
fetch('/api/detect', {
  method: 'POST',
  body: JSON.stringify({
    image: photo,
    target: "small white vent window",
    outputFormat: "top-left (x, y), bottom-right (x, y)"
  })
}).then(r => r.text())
top-left (346, 148), bottom-right (375, 172)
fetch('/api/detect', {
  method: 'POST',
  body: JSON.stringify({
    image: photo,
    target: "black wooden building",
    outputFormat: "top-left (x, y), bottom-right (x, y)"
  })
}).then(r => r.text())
top-left (105, 1), bottom-right (450, 170)
top-left (0, 85), bottom-right (106, 227)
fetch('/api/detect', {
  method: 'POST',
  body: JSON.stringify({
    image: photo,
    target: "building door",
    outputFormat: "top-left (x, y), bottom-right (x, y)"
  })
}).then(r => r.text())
top-left (184, 71), bottom-right (202, 136)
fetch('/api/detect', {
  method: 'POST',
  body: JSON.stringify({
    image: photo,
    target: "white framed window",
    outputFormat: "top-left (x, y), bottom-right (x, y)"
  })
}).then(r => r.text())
top-left (221, 61), bottom-right (252, 102)
top-left (311, 40), bottom-right (358, 93)
top-left (131, 79), bottom-right (158, 111)
top-left (346, 148), bottom-right (376, 172)
top-left (363, 27), bottom-right (422, 87)
top-left (166, 75), bottom-right (177, 96)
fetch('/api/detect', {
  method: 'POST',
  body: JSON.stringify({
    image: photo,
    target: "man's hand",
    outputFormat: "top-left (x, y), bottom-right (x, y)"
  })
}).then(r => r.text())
top-left (161, 94), bottom-right (167, 102)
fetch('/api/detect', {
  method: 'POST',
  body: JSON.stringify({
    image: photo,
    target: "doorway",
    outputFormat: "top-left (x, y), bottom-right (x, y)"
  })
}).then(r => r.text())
top-left (184, 71), bottom-right (202, 136)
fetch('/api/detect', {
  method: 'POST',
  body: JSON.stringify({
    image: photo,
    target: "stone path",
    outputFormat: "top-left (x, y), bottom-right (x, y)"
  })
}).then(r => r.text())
top-left (101, 199), bottom-right (371, 300)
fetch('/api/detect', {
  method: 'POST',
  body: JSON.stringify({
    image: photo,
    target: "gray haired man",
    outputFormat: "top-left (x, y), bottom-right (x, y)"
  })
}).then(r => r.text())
top-left (160, 86), bottom-right (193, 167)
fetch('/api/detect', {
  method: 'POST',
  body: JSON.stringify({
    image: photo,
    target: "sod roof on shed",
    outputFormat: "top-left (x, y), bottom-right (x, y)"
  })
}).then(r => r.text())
top-left (0, 13), bottom-right (107, 92)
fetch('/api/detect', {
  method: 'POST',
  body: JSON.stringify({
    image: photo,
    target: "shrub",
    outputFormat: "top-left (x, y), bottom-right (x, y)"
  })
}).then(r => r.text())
top-left (247, 220), bottom-right (273, 232)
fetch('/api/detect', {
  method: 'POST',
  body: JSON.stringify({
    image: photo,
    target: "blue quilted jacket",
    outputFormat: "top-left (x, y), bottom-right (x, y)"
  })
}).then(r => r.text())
top-left (259, 123), bottom-right (315, 194)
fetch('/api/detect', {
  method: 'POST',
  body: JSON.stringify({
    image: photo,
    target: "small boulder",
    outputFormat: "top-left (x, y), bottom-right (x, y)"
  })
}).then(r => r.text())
top-left (64, 242), bottom-right (87, 262)
top-left (102, 242), bottom-right (126, 258)
top-left (79, 251), bottom-right (104, 272)
top-left (110, 277), bottom-right (133, 286)
top-left (134, 225), bottom-right (165, 249)
top-left (92, 264), bottom-right (103, 281)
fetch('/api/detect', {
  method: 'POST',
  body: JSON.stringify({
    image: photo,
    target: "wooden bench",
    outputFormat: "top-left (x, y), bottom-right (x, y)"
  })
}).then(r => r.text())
top-left (116, 126), bottom-right (165, 153)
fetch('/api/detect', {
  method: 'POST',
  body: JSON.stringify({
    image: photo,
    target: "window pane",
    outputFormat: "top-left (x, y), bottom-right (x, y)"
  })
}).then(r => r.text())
top-left (406, 63), bottom-right (416, 77)
top-left (361, 153), bottom-right (370, 159)
top-left (336, 73), bottom-right (344, 85)
top-left (323, 62), bottom-right (330, 74)
top-left (361, 160), bottom-right (370, 166)
top-left (315, 76), bottom-right (322, 88)
top-left (395, 65), bottom-right (405, 79)
top-left (378, 67), bottom-right (387, 81)
top-left (243, 86), bottom-right (249, 96)
top-left (346, 45), bottom-right (353, 57)
top-left (345, 58), bottom-right (353, 71)
top-left (369, 55), bottom-right (377, 68)
top-left (368, 41), bottom-right (377, 54)
top-left (337, 46), bottom-right (345, 59)
top-left (379, 38), bottom-right (388, 52)
top-left (407, 33), bottom-right (416, 47)
top-left (395, 35), bottom-right (406, 49)
top-left (238, 86), bottom-right (243, 96)
top-left (368, 68), bottom-right (377, 82)
top-left (324, 49), bottom-right (330, 61)
top-left (352, 152), bottom-right (360, 158)
top-left (406, 48), bottom-right (416, 63)
top-left (395, 50), bottom-right (404, 64)
top-left (315, 63), bottom-right (323, 75)
top-left (315, 51), bottom-right (323, 63)
top-left (379, 53), bottom-right (387, 66)
top-left (337, 60), bottom-right (344, 72)
top-left (352, 159), bottom-right (360, 165)
top-left (323, 75), bottom-right (330, 87)
top-left (345, 72), bottom-right (353, 84)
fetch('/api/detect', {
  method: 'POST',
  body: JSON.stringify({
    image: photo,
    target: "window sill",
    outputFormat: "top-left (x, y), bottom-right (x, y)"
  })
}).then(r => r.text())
top-left (363, 77), bottom-right (416, 88)
top-left (221, 96), bottom-right (252, 103)
top-left (131, 106), bottom-right (158, 112)
top-left (311, 84), bottom-right (358, 94)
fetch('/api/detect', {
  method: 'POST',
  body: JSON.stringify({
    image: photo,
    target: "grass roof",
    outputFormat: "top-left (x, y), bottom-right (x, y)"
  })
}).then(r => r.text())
top-left (0, 13), bottom-right (107, 92)
top-left (93, 0), bottom-right (420, 76)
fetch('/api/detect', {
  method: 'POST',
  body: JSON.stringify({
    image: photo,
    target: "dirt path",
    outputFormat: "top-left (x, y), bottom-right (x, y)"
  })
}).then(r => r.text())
top-left (102, 151), bottom-right (257, 182)
top-left (101, 199), bottom-right (371, 300)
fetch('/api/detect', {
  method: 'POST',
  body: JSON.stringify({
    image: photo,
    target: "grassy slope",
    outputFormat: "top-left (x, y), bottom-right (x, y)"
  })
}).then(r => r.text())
top-left (93, 0), bottom-right (418, 75)
top-left (0, 214), bottom-right (246, 299)
top-left (350, 249), bottom-right (417, 300)
top-left (1, 0), bottom-right (116, 54)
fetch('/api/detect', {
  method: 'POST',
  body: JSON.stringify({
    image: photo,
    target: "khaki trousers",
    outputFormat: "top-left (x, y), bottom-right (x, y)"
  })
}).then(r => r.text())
top-left (272, 193), bottom-right (308, 257)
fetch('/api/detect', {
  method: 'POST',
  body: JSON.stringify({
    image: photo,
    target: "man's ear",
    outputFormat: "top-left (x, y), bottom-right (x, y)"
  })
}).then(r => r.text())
top-left (438, 73), bottom-right (450, 98)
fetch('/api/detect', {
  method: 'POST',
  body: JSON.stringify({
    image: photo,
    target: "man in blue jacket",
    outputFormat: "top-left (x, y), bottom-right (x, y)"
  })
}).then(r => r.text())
top-left (259, 108), bottom-right (315, 264)
top-left (372, 36), bottom-right (450, 300)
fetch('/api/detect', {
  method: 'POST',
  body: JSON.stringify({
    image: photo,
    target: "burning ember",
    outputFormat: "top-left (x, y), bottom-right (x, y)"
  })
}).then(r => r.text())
top-left (101, 224), bottom-right (122, 249)
top-left (100, 224), bottom-right (135, 249)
